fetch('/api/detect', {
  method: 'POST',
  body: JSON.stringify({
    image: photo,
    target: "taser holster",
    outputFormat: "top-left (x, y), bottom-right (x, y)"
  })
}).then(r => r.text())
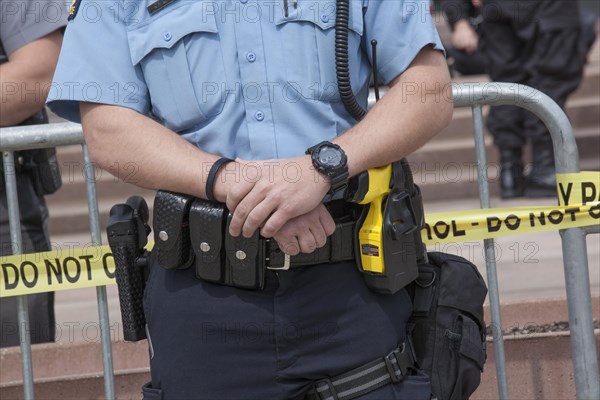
top-left (348, 159), bottom-right (426, 294)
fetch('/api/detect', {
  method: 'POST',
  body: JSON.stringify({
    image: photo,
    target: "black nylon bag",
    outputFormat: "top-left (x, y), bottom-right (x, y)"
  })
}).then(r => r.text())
top-left (407, 252), bottom-right (488, 400)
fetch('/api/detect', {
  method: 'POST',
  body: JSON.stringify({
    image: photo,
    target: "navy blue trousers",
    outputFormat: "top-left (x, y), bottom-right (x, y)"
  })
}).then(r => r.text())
top-left (142, 260), bottom-right (431, 399)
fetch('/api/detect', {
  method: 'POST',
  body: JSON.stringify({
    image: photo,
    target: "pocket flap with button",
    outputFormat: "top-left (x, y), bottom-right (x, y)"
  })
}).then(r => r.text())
top-left (224, 214), bottom-right (265, 289)
top-left (274, 7), bottom-right (335, 30)
top-left (274, 0), bottom-right (363, 34)
top-left (125, 0), bottom-right (227, 130)
top-left (190, 199), bottom-right (226, 283)
top-left (274, 0), bottom-right (364, 101)
top-left (127, 1), bottom-right (218, 66)
top-left (153, 190), bottom-right (195, 270)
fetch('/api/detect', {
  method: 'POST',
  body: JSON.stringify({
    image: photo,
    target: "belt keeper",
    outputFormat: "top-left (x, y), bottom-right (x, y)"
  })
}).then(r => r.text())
top-left (206, 157), bottom-right (233, 202)
top-left (314, 378), bottom-right (339, 400)
top-left (384, 347), bottom-right (404, 383)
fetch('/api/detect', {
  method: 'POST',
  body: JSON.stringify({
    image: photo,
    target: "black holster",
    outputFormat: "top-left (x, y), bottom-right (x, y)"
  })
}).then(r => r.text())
top-left (355, 159), bottom-right (426, 295)
top-left (107, 196), bottom-right (151, 342)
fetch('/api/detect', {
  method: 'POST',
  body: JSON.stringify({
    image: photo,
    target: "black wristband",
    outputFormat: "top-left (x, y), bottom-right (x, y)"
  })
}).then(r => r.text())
top-left (206, 157), bottom-right (233, 203)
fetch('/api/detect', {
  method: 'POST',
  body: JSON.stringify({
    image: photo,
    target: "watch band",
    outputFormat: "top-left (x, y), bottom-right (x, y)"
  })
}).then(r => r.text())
top-left (329, 169), bottom-right (350, 193)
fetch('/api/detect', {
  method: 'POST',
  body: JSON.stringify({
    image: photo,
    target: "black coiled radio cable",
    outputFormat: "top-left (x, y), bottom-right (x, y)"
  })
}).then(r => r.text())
top-left (335, 0), bottom-right (368, 121)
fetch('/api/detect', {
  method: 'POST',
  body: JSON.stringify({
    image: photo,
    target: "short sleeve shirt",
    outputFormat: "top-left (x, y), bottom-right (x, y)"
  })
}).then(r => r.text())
top-left (0, 0), bottom-right (68, 56)
top-left (48, 0), bottom-right (443, 160)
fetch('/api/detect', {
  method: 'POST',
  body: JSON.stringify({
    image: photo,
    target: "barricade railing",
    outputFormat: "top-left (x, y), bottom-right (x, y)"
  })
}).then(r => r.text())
top-left (1, 123), bottom-right (115, 400)
top-left (450, 82), bottom-right (600, 400)
top-left (0, 82), bottom-right (598, 400)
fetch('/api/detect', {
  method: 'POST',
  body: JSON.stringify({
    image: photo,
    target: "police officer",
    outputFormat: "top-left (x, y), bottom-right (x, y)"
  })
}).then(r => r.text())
top-left (476, 0), bottom-right (589, 198)
top-left (0, 0), bottom-right (67, 347)
top-left (48, 0), bottom-right (452, 398)
top-left (440, 0), bottom-right (487, 76)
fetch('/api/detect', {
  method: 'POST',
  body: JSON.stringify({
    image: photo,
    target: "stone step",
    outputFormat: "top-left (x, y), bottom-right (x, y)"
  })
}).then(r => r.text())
top-left (45, 145), bottom-right (153, 205)
top-left (449, 57), bottom-right (600, 102)
top-left (437, 94), bottom-right (600, 142)
top-left (410, 126), bottom-right (600, 201)
top-left (45, 172), bottom-right (154, 215)
top-left (412, 126), bottom-right (599, 166)
top-left (47, 193), bottom-right (155, 238)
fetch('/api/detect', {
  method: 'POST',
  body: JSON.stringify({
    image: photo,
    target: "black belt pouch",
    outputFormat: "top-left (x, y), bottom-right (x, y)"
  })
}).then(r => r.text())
top-left (224, 213), bottom-right (265, 289)
top-left (153, 190), bottom-right (195, 270)
top-left (190, 198), bottom-right (226, 282)
top-left (190, 199), bottom-right (265, 290)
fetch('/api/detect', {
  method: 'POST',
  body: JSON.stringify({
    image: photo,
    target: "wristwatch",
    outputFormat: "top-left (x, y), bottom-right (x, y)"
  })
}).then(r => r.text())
top-left (306, 141), bottom-right (349, 194)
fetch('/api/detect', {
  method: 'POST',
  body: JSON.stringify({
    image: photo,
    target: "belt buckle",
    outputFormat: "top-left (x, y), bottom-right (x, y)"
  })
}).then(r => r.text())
top-left (266, 253), bottom-right (290, 270)
top-left (265, 239), bottom-right (291, 271)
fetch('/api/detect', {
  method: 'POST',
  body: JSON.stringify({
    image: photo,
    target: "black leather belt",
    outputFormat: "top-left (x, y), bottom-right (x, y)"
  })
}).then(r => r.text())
top-left (264, 220), bottom-right (356, 270)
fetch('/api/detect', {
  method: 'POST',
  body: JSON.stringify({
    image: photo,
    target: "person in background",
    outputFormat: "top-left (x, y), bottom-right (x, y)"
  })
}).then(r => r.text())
top-left (440, 0), bottom-right (486, 76)
top-left (0, 0), bottom-right (67, 347)
top-left (442, 0), bottom-right (595, 198)
top-left (480, 0), bottom-right (593, 198)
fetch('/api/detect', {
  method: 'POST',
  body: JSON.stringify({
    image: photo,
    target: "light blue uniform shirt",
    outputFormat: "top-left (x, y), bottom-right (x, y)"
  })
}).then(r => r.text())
top-left (48, 0), bottom-right (443, 160)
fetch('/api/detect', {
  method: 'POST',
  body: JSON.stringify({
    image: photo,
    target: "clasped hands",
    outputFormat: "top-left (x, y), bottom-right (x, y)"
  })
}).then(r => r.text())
top-left (212, 155), bottom-right (336, 256)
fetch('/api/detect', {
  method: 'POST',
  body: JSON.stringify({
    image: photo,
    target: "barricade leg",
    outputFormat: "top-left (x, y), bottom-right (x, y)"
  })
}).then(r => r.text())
top-left (560, 227), bottom-right (600, 399)
top-left (471, 104), bottom-right (510, 399)
top-left (83, 145), bottom-right (116, 400)
top-left (3, 151), bottom-right (35, 399)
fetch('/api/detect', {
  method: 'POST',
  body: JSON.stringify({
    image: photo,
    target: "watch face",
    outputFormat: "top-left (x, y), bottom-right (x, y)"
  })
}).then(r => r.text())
top-left (318, 146), bottom-right (342, 167)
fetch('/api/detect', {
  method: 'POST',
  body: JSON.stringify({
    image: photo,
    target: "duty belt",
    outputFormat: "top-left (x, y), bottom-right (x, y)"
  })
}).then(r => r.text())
top-left (263, 222), bottom-right (356, 270)
top-left (153, 190), bottom-right (357, 290)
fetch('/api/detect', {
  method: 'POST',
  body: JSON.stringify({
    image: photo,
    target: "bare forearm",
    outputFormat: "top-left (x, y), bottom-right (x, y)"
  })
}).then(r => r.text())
top-left (0, 62), bottom-right (48, 125)
top-left (80, 103), bottom-right (220, 198)
top-left (0, 30), bottom-right (63, 126)
top-left (335, 46), bottom-right (453, 177)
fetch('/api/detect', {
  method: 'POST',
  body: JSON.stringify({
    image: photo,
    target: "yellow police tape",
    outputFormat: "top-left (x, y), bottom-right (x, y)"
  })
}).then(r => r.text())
top-left (1, 172), bottom-right (598, 298)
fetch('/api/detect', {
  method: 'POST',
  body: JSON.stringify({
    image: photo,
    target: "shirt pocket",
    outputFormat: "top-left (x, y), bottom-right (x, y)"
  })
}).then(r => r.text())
top-left (126, 2), bottom-right (227, 131)
top-left (275, 0), bottom-right (364, 102)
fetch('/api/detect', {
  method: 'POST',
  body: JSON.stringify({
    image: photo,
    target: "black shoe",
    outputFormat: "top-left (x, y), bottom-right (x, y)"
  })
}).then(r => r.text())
top-left (525, 141), bottom-right (556, 198)
top-left (499, 148), bottom-right (524, 199)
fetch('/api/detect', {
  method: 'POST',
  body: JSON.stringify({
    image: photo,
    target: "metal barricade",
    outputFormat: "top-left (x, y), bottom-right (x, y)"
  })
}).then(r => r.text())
top-left (451, 82), bottom-right (600, 400)
top-left (1, 123), bottom-right (115, 400)
top-left (0, 82), bottom-right (598, 399)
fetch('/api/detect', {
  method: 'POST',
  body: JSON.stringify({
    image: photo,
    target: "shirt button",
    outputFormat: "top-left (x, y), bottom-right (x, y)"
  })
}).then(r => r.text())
top-left (240, 0), bottom-right (248, 3)
top-left (255, 111), bottom-right (264, 121)
top-left (163, 32), bottom-right (172, 41)
top-left (320, 14), bottom-right (329, 23)
top-left (246, 52), bottom-right (256, 63)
